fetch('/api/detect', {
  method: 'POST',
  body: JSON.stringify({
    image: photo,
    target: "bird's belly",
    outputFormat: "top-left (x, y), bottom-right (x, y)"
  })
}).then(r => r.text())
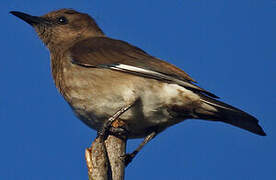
top-left (60, 67), bottom-right (200, 138)
top-left (67, 87), bottom-right (176, 138)
top-left (71, 98), bottom-right (173, 138)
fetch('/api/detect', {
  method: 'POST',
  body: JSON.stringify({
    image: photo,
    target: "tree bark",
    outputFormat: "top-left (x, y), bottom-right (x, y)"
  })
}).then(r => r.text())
top-left (85, 137), bottom-right (111, 180)
top-left (105, 135), bottom-right (126, 180)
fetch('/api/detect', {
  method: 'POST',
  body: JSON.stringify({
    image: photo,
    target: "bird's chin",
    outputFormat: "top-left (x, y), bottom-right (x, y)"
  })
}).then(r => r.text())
top-left (33, 25), bottom-right (53, 48)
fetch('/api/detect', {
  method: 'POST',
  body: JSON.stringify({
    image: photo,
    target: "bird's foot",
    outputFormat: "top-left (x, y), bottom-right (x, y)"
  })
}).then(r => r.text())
top-left (109, 121), bottom-right (129, 138)
top-left (97, 103), bottom-right (133, 142)
top-left (97, 119), bottom-right (129, 141)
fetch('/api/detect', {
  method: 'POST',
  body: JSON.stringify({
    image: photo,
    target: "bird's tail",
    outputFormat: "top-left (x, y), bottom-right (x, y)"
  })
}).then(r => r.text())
top-left (193, 95), bottom-right (266, 136)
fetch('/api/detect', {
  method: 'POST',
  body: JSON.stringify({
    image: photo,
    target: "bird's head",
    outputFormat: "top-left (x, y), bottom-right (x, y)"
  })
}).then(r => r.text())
top-left (10, 9), bottom-right (104, 50)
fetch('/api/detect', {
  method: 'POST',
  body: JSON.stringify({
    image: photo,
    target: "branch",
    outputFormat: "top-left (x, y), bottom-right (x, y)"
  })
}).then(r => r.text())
top-left (86, 120), bottom-right (127, 180)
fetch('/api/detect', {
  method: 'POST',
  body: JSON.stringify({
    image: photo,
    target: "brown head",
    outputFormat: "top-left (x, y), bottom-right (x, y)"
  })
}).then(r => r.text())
top-left (10, 9), bottom-right (104, 50)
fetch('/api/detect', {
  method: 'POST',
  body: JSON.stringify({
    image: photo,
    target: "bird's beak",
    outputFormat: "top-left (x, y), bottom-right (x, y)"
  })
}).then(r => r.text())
top-left (10, 11), bottom-right (47, 26)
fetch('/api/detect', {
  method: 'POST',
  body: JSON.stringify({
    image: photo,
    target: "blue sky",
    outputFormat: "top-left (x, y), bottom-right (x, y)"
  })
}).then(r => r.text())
top-left (1, 0), bottom-right (275, 179)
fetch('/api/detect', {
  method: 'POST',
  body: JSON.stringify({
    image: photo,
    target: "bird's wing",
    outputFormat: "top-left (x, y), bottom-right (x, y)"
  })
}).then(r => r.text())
top-left (69, 37), bottom-right (218, 98)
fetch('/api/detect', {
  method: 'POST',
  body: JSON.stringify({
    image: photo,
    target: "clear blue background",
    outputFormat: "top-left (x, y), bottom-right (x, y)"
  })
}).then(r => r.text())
top-left (1, 1), bottom-right (275, 179)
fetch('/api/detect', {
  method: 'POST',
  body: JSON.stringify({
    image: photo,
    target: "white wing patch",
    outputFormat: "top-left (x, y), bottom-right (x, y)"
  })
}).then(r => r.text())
top-left (109, 64), bottom-right (204, 92)
top-left (109, 64), bottom-right (166, 77)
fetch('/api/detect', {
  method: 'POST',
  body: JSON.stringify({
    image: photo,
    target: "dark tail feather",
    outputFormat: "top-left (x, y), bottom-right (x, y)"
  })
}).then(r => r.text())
top-left (194, 95), bottom-right (266, 136)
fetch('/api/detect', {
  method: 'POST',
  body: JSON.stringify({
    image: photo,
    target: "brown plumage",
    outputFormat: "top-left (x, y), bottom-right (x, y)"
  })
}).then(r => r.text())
top-left (10, 8), bottom-right (266, 139)
top-left (69, 37), bottom-right (218, 98)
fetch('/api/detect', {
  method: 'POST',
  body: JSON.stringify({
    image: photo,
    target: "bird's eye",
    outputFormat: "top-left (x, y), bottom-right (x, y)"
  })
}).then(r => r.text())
top-left (57, 16), bottom-right (68, 24)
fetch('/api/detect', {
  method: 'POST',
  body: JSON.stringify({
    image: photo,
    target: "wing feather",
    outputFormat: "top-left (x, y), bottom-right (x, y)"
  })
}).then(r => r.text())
top-left (69, 37), bottom-right (218, 98)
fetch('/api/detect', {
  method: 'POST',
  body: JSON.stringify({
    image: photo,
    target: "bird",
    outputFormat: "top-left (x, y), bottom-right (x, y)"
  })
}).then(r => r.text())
top-left (10, 8), bottom-right (266, 161)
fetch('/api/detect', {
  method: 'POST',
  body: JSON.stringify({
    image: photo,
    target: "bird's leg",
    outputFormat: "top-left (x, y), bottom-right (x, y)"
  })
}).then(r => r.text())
top-left (123, 131), bottom-right (157, 166)
top-left (97, 103), bottom-right (134, 142)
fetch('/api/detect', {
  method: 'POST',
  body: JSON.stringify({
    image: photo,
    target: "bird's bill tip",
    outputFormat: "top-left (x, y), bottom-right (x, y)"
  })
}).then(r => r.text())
top-left (255, 125), bottom-right (266, 136)
top-left (259, 131), bottom-right (267, 136)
